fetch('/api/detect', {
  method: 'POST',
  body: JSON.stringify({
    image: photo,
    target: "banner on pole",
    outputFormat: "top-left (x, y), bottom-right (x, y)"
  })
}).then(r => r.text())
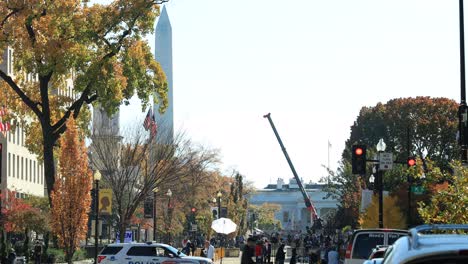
top-left (99, 189), bottom-right (113, 215)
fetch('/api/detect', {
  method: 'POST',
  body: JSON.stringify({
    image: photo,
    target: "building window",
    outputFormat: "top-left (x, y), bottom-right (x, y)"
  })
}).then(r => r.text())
top-left (12, 154), bottom-right (15, 178)
top-left (29, 160), bottom-right (32, 182)
top-left (25, 158), bottom-right (28, 181)
top-left (283, 212), bottom-right (289, 222)
top-left (21, 157), bottom-right (23, 180)
top-left (8, 153), bottom-right (10, 177)
top-left (33, 161), bottom-right (36, 183)
top-left (16, 155), bottom-right (19, 178)
top-left (40, 165), bottom-right (43, 184)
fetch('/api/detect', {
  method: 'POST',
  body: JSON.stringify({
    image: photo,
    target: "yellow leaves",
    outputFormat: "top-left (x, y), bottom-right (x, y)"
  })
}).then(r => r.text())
top-left (358, 194), bottom-right (406, 229)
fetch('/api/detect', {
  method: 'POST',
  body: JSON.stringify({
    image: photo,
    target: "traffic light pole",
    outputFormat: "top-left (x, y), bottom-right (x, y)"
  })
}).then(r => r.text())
top-left (377, 166), bottom-right (384, 229)
top-left (459, 0), bottom-right (468, 162)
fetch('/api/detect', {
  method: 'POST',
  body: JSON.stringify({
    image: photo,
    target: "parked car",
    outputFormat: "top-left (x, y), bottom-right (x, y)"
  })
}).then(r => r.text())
top-left (97, 242), bottom-right (213, 264)
top-left (344, 228), bottom-right (407, 264)
top-left (368, 245), bottom-right (388, 260)
top-left (381, 224), bottom-right (468, 264)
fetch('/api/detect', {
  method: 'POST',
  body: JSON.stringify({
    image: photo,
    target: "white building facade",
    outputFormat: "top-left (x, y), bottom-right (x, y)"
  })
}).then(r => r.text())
top-left (0, 48), bottom-right (46, 198)
top-left (249, 178), bottom-right (339, 231)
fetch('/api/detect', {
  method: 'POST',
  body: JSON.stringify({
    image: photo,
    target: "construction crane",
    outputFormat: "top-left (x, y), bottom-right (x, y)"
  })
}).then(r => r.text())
top-left (263, 113), bottom-right (319, 223)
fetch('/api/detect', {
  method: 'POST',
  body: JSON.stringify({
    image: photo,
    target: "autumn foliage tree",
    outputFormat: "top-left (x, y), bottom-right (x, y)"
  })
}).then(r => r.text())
top-left (50, 118), bottom-right (92, 264)
top-left (0, 0), bottom-right (168, 203)
top-left (358, 195), bottom-right (406, 229)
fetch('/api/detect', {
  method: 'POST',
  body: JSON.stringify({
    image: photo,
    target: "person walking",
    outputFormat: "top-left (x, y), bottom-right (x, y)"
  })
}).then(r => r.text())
top-left (264, 239), bottom-right (272, 264)
top-left (241, 237), bottom-right (256, 264)
top-left (255, 240), bottom-right (264, 263)
top-left (204, 240), bottom-right (215, 262)
top-left (327, 246), bottom-right (339, 264)
top-left (275, 242), bottom-right (285, 264)
top-left (34, 241), bottom-right (43, 264)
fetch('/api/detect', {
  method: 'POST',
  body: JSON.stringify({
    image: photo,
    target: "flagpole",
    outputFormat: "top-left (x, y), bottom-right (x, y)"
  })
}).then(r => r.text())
top-left (327, 140), bottom-right (331, 172)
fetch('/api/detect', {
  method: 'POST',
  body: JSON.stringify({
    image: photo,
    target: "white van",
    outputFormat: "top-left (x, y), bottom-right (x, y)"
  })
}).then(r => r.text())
top-left (344, 229), bottom-right (407, 264)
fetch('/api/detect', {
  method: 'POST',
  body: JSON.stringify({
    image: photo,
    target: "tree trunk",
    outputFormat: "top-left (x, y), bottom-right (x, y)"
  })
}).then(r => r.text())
top-left (119, 222), bottom-right (127, 243)
top-left (43, 128), bottom-right (57, 205)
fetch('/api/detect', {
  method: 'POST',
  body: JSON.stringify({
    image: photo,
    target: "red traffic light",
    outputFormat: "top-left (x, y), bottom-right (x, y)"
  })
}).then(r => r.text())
top-left (407, 157), bottom-right (416, 167)
top-left (191, 207), bottom-right (196, 213)
top-left (355, 147), bottom-right (363, 156)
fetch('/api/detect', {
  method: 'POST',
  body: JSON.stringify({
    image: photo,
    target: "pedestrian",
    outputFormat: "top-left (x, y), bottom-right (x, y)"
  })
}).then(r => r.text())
top-left (327, 246), bottom-right (339, 264)
top-left (34, 241), bottom-right (43, 264)
top-left (241, 237), bottom-right (256, 264)
top-left (290, 247), bottom-right (297, 264)
top-left (255, 240), bottom-right (263, 263)
top-left (7, 249), bottom-right (16, 264)
top-left (264, 239), bottom-right (272, 264)
top-left (275, 242), bottom-right (285, 264)
top-left (204, 240), bottom-right (215, 262)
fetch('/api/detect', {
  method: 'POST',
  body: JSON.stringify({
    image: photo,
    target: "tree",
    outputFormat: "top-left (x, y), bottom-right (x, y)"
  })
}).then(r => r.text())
top-left (417, 161), bottom-right (468, 224)
top-left (0, 189), bottom-right (49, 261)
top-left (249, 203), bottom-right (282, 232)
top-left (358, 194), bottom-right (406, 229)
top-left (322, 97), bottom-right (459, 228)
top-left (0, 0), bottom-right (168, 203)
top-left (50, 117), bottom-right (92, 264)
top-left (90, 127), bottom-right (217, 242)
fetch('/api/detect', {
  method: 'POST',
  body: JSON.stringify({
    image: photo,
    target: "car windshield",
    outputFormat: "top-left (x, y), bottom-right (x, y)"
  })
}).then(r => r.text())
top-left (164, 244), bottom-right (187, 257)
top-left (353, 233), bottom-right (384, 259)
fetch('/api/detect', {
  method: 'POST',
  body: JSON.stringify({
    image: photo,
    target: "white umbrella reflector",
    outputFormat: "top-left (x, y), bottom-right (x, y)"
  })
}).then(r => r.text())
top-left (211, 218), bottom-right (237, 234)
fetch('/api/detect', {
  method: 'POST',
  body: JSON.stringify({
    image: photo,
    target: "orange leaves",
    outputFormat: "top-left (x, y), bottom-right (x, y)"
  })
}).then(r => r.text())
top-left (50, 117), bottom-right (92, 253)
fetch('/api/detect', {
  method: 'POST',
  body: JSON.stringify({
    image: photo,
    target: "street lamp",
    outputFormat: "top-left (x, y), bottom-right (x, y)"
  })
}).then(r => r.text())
top-left (153, 187), bottom-right (159, 242)
top-left (93, 170), bottom-right (102, 264)
top-left (216, 191), bottom-right (222, 219)
top-left (166, 189), bottom-right (172, 244)
top-left (376, 139), bottom-right (385, 228)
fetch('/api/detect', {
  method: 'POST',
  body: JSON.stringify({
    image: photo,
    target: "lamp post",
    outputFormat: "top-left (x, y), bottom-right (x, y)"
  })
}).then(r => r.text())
top-left (376, 139), bottom-right (386, 228)
top-left (166, 189), bottom-right (172, 244)
top-left (459, 0), bottom-right (468, 163)
top-left (153, 187), bottom-right (159, 242)
top-left (216, 191), bottom-right (222, 219)
top-left (94, 170), bottom-right (102, 264)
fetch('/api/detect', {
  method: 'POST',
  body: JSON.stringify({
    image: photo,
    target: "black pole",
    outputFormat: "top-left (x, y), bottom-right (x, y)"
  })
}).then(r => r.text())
top-left (460, 0), bottom-right (468, 162)
top-left (377, 165), bottom-right (383, 228)
top-left (461, 0), bottom-right (466, 102)
top-left (94, 180), bottom-right (100, 264)
top-left (217, 197), bottom-right (221, 219)
top-left (153, 194), bottom-right (157, 242)
top-left (406, 127), bottom-right (412, 228)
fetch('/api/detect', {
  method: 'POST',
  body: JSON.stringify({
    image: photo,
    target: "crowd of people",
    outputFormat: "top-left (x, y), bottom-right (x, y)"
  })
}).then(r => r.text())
top-left (240, 231), bottom-right (342, 264)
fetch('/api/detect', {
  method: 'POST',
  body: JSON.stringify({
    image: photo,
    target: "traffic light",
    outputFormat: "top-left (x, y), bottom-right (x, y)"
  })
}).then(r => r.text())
top-left (352, 145), bottom-right (367, 174)
top-left (407, 157), bottom-right (416, 167)
top-left (211, 207), bottom-right (218, 219)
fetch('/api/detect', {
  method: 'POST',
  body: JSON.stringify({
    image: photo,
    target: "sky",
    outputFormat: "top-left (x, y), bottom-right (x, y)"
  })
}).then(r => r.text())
top-left (113, 0), bottom-right (463, 188)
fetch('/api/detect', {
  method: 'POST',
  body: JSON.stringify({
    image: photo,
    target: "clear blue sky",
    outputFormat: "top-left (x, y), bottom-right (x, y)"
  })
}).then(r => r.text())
top-left (112, 0), bottom-right (462, 188)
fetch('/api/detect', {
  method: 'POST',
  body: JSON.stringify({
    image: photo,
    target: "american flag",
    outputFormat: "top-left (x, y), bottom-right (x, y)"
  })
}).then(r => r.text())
top-left (143, 108), bottom-right (153, 131)
top-left (150, 111), bottom-right (158, 138)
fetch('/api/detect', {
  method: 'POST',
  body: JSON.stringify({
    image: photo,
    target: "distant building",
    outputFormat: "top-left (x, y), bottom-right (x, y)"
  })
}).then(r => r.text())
top-left (154, 6), bottom-right (174, 142)
top-left (249, 178), bottom-right (339, 231)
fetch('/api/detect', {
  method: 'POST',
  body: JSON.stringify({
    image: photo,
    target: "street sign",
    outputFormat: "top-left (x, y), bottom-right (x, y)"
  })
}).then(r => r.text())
top-left (191, 224), bottom-right (197, 232)
top-left (411, 186), bottom-right (425, 194)
top-left (379, 152), bottom-right (393, 170)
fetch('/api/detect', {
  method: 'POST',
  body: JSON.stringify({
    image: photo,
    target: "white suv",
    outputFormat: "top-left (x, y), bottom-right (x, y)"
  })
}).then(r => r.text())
top-left (381, 224), bottom-right (468, 264)
top-left (344, 228), bottom-right (407, 264)
top-left (97, 242), bottom-right (214, 264)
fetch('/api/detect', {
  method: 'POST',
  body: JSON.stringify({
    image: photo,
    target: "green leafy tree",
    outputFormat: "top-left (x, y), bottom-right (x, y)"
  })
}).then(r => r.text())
top-left (249, 203), bottom-right (282, 232)
top-left (417, 161), bottom-right (468, 224)
top-left (322, 97), bottom-right (459, 228)
top-left (0, 0), bottom-right (168, 203)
